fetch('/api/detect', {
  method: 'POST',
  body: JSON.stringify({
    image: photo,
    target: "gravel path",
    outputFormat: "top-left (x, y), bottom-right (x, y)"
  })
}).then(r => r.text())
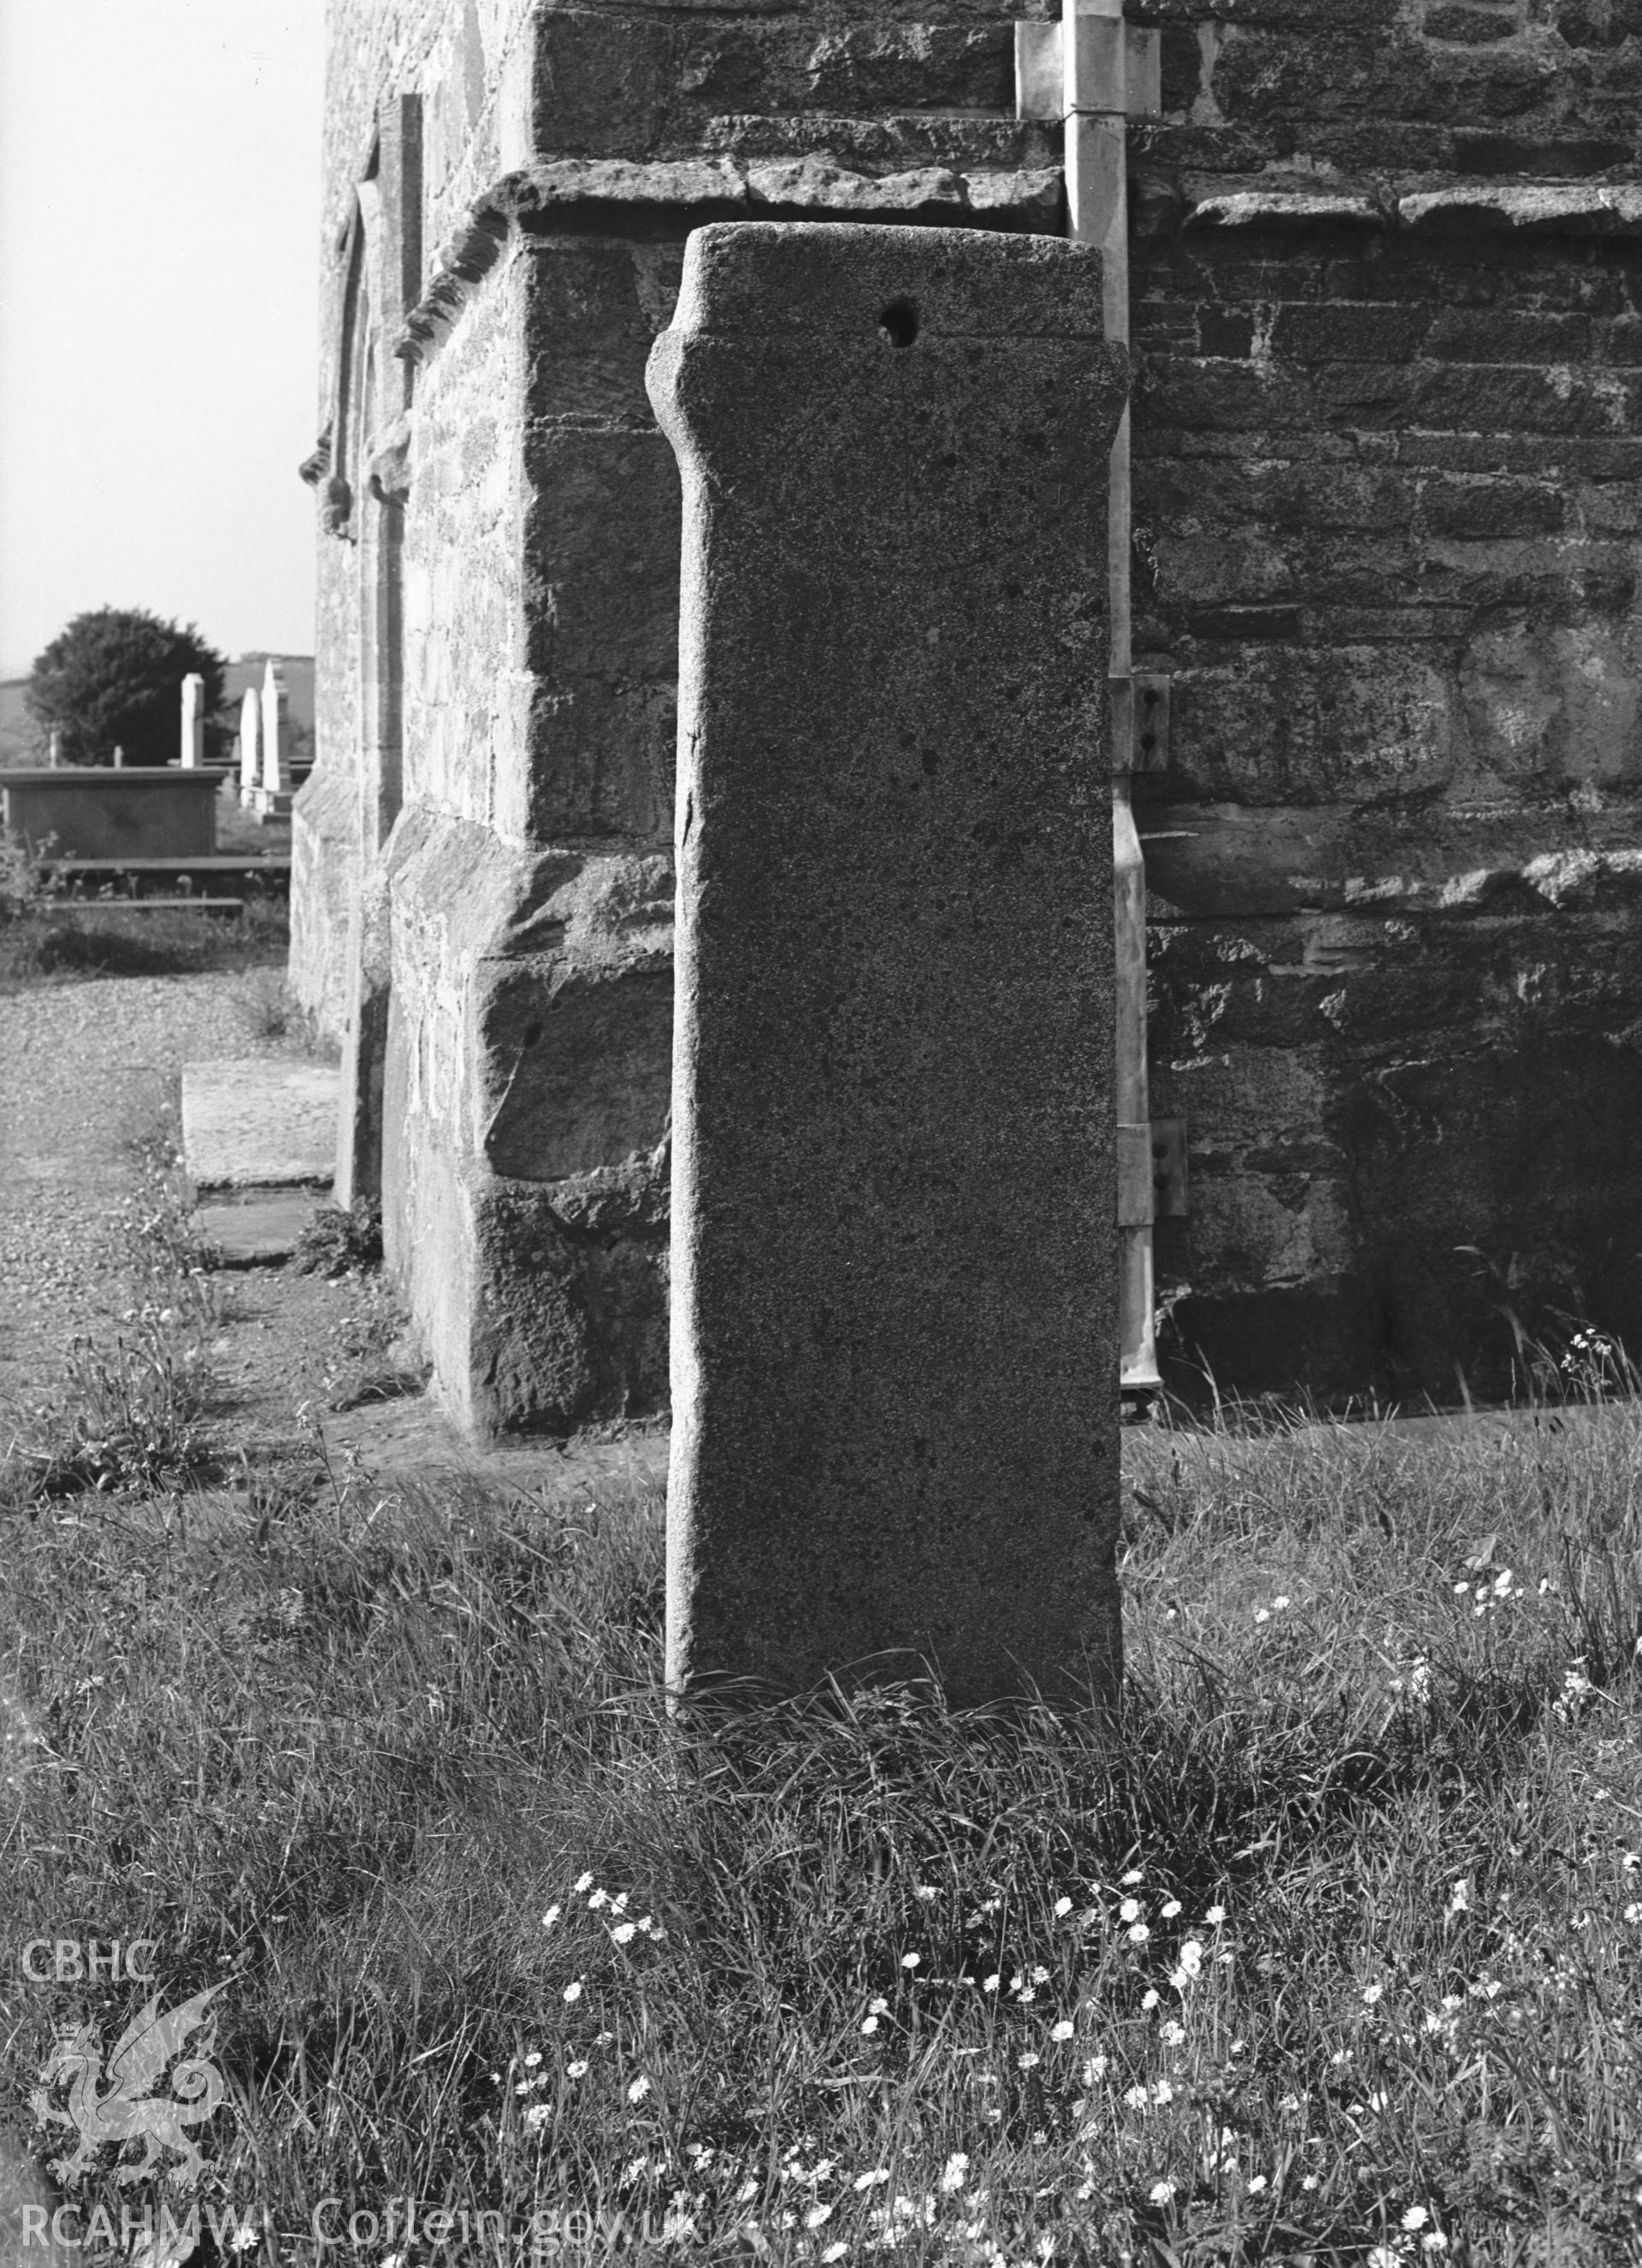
top-left (0, 971), bottom-right (293, 1402)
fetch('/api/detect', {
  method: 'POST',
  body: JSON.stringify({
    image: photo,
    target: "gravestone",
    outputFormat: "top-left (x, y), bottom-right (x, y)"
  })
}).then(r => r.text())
top-left (238, 689), bottom-right (261, 804)
top-left (180, 672), bottom-right (205, 767)
top-left (647, 222), bottom-right (1128, 1709)
top-left (258, 659), bottom-right (290, 813)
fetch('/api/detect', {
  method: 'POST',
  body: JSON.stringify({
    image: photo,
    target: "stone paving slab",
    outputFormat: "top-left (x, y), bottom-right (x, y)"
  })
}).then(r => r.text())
top-left (182, 1059), bottom-right (338, 1191)
top-left (194, 1190), bottom-right (327, 1267)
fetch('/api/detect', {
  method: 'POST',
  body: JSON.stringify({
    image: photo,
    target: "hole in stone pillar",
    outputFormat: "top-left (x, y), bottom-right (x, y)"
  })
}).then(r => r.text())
top-left (878, 299), bottom-right (919, 349)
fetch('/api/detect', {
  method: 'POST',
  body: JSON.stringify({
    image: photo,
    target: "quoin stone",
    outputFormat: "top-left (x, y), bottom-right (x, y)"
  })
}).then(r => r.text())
top-left (647, 223), bottom-right (1128, 1708)
top-left (238, 690), bottom-right (261, 803)
top-left (179, 674), bottom-right (205, 768)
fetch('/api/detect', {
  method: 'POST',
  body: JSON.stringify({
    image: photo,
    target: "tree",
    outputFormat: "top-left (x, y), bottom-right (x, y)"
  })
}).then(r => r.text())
top-left (25, 607), bottom-right (227, 767)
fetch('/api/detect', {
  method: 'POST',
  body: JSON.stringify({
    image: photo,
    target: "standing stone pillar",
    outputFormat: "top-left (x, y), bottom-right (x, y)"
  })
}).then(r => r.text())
top-left (647, 223), bottom-right (1128, 1709)
top-left (261, 661), bottom-right (289, 800)
top-left (180, 673), bottom-right (205, 767)
top-left (238, 690), bottom-right (262, 804)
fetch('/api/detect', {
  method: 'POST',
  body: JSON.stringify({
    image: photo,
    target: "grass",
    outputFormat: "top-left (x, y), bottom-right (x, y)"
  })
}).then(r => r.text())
top-left (293, 1202), bottom-right (387, 1282)
top-left (4, 1277), bottom-right (1642, 2266)
top-left (1, 824), bottom-right (290, 987)
top-left (0, 1136), bottom-right (223, 1514)
top-left (0, 895), bottom-right (290, 986)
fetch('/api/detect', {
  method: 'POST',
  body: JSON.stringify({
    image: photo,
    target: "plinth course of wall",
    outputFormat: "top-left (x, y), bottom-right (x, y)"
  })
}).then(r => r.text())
top-left (296, 0), bottom-right (1642, 1432)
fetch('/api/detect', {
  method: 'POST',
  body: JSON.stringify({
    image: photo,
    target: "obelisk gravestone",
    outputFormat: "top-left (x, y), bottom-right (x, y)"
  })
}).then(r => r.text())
top-left (180, 673), bottom-right (204, 768)
top-left (647, 223), bottom-right (1127, 1708)
top-left (260, 660), bottom-right (288, 800)
top-left (238, 689), bottom-right (261, 804)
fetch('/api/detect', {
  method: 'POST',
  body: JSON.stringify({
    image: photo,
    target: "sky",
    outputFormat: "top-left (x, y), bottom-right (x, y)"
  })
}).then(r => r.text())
top-left (0, 0), bottom-right (325, 678)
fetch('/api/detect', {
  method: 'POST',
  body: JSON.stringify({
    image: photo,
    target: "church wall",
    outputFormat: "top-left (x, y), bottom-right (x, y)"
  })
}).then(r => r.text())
top-left (304, 0), bottom-right (1642, 1423)
top-left (1123, 0), bottom-right (1642, 1401)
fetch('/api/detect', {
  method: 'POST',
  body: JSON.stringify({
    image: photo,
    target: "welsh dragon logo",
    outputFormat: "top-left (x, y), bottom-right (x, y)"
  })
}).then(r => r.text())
top-left (30, 1986), bottom-right (226, 2188)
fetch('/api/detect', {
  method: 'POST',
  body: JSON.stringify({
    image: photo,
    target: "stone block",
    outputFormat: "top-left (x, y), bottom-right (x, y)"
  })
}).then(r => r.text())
top-left (523, 238), bottom-right (681, 423)
top-left (533, 13), bottom-right (677, 157)
top-left (1141, 355), bottom-right (1313, 434)
top-left (194, 1192), bottom-right (327, 1267)
top-left (1166, 650), bottom-right (1455, 805)
top-left (1414, 363), bottom-right (1642, 436)
top-left (800, 24), bottom-right (1015, 113)
top-left (1425, 3), bottom-right (1524, 41)
top-left (1196, 309), bottom-right (1256, 358)
top-left (381, 811), bottom-right (671, 1438)
top-left (1421, 476), bottom-right (1568, 539)
top-left (334, 869), bottom-right (393, 1211)
top-left (1270, 302), bottom-right (1433, 363)
top-left (521, 428), bottom-right (682, 682)
top-left (475, 958), bottom-right (674, 1181)
top-left (510, 676), bottom-right (674, 844)
top-left (288, 757), bottom-right (360, 1047)
top-left (1426, 305), bottom-right (1593, 361)
top-left (181, 1060), bottom-right (340, 1192)
top-left (648, 221), bottom-right (1127, 1708)
top-left (466, 1177), bottom-right (669, 1436)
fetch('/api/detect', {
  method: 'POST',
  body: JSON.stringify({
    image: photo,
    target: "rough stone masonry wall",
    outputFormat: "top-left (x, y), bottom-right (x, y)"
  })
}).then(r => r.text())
top-left (304, 0), bottom-right (1642, 1426)
top-left (1124, 0), bottom-right (1642, 1403)
top-left (294, 0), bottom-right (541, 1048)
